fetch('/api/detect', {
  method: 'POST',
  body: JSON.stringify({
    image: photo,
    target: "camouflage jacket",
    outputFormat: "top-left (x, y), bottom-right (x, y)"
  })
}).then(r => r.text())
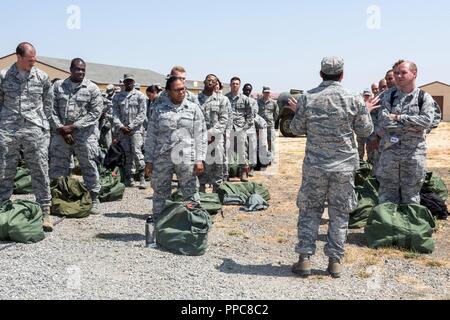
top-left (379, 87), bottom-right (435, 152)
top-left (198, 92), bottom-right (229, 137)
top-left (0, 64), bottom-right (53, 130)
top-left (291, 81), bottom-right (374, 172)
top-left (112, 89), bottom-right (147, 132)
top-left (51, 78), bottom-right (103, 131)
top-left (258, 98), bottom-right (279, 127)
top-left (225, 93), bottom-right (254, 131)
top-left (145, 98), bottom-right (207, 164)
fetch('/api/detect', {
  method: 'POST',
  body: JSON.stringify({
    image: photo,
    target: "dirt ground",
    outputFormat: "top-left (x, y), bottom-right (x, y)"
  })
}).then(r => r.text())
top-left (215, 122), bottom-right (450, 268)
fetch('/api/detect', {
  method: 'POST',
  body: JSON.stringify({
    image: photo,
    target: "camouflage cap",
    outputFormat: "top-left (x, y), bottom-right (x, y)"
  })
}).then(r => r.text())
top-left (123, 73), bottom-right (135, 81)
top-left (321, 56), bottom-right (344, 76)
top-left (106, 84), bottom-right (115, 93)
top-left (263, 86), bottom-right (271, 93)
top-left (363, 89), bottom-right (372, 96)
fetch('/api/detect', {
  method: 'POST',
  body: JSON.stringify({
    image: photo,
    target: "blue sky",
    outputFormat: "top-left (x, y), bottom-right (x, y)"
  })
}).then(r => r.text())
top-left (1, 0), bottom-right (449, 93)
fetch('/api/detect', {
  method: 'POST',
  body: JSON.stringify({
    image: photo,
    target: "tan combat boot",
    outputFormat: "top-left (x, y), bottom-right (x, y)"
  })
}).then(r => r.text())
top-left (292, 255), bottom-right (312, 278)
top-left (328, 258), bottom-right (342, 279)
top-left (42, 206), bottom-right (54, 232)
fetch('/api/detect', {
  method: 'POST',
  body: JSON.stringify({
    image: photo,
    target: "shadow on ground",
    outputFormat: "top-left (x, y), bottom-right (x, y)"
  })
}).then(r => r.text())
top-left (95, 233), bottom-right (145, 242)
top-left (217, 258), bottom-right (330, 278)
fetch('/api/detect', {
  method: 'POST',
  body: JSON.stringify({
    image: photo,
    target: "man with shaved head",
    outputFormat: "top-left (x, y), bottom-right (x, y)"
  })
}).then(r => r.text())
top-left (371, 83), bottom-right (379, 96)
top-left (0, 42), bottom-right (54, 231)
top-left (377, 60), bottom-right (435, 204)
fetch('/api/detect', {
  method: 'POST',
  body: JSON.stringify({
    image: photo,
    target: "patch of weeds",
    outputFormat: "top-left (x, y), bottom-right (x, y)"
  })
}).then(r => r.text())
top-left (228, 230), bottom-right (244, 237)
top-left (404, 252), bottom-right (421, 260)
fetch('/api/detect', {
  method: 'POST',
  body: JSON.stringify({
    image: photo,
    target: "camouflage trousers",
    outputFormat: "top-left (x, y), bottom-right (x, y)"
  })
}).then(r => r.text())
top-left (229, 128), bottom-right (248, 167)
top-left (377, 147), bottom-right (426, 204)
top-left (0, 120), bottom-right (51, 207)
top-left (367, 147), bottom-right (380, 176)
top-left (246, 126), bottom-right (258, 167)
top-left (295, 165), bottom-right (356, 260)
top-left (199, 134), bottom-right (224, 190)
top-left (151, 154), bottom-right (200, 222)
top-left (223, 130), bottom-right (231, 179)
top-left (49, 128), bottom-right (101, 194)
top-left (119, 131), bottom-right (145, 179)
top-left (357, 136), bottom-right (366, 161)
top-left (267, 127), bottom-right (277, 161)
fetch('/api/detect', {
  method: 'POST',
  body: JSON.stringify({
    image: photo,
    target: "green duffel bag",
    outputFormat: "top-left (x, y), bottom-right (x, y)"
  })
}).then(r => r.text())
top-left (99, 169), bottom-right (125, 203)
top-left (155, 201), bottom-right (212, 256)
top-left (349, 177), bottom-right (379, 229)
top-left (171, 190), bottom-right (222, 215)
top-left (355, 161), bottom-right (373, 187)
top-left (218, 182), bottom-right (270, 205)
top-left (365, 202), bottom-right (436, 254)
top-left (51, 177), bottom-right (92, 219)
top-left (0, 200), bottom-right (45, 243)
top-left (421, 172), bottom-right (448, 201)
top-left (13, 166), bottom-right (33, 195)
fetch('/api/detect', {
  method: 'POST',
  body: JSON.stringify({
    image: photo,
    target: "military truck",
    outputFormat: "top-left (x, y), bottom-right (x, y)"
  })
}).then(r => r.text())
top-left (276, 89), bottom-right (303, 137)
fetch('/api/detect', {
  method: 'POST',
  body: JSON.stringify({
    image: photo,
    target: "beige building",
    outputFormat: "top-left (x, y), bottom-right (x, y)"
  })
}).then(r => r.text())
top-left (420, 81), bottom-right (450, 122)
top-left (0, 53), bottom-right (204, 93)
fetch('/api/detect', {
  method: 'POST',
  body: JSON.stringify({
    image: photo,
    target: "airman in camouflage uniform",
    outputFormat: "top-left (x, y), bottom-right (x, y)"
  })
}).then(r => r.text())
top-left (157, 66), bottom-right (199, 105)
top-left (99, 84), bottom-right (115, 150)
top-left (49, 58), bottom-right (103, 214)
top-left (112, 74), bottom-right (148, 189)
top-left (258, 86), bottom-right (279, 161)
top-left (198, 75), bottom-right (229, 192)
top-left (225, 77), bottom-right (254, 182)
top-left (242, 83), bottom-right (259, 176)
top-left (145, 77), bottom-right (207, 222)
top-left (377, 60), bottom-right (435, 205)
top-left (290, 57), bottom-right (377, 278)
top-left (0, 43), bottom-right (54, 231)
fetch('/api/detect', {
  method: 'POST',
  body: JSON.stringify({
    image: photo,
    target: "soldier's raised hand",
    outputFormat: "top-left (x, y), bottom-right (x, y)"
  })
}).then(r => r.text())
top-left (366, 96), bottom-right (381, 113)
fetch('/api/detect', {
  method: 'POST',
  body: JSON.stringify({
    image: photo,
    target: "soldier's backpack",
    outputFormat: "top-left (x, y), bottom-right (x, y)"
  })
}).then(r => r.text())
top-left (0, 200), bottom-right (45, 243)
top-left (51, 177), bottom-right (93, 219)
top-left (155, 201), bottom-right (212, 256)
top-left (104, 142), bottom-right (126, 170)
top-left (365, 202), bottom-right (436, 254)
top-left (171, 190), bottom-right (222, 215)
top-left (349, 177), bottom-right (379, 229)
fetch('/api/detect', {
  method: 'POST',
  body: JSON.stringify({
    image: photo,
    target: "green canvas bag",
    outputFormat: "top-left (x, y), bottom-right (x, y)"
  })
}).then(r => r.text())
top-left (217, 182), bottom-right (270, 205)
top-left (0, 200), bottom-right (45, 243)
top-left (365, 202), bottom-right (436, 253)
top-left (99, 168), bottom-right (125, 203)
top-left (349, 177), bottom-right (379, 229)
top-left (13, 166), bottom-right (33, 195)
top-left (421, 172), bottom-right (448, 201)
top-left (155, 201), bottom-right (212, 256)
top-left (171, 190), bottom-right (222, 215)
top-left (51, 177), bottom-right (93, 219)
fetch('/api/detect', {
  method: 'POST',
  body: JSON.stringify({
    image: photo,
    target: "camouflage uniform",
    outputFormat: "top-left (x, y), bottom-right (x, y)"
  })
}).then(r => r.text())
top-left (198, 92), bottom-right (229, 191)
top-left (0, 64), bottom-right (53, 208)
top-left (99, 94), bottom-right (114, 149)
top-left (145, 98), bottom-right (207, 221)
top-left (158, 89), bottom-right (199, 105)
top-left (246, 96), bottom-right (259, 167)
top-left (112, 89), bottom-right (147, 182)
top-left (291, 80), bottom-right (373, 260)
top-left (225, 93), bottom-right (254, 168)
top-left (223, 98), bottom-right (233, 180)
top-left (49, 78), bottom-right (103, 194)
top-left (258, 97), bottom-right (279, 158)
top-left (377, 88), bottom-right (435, 204)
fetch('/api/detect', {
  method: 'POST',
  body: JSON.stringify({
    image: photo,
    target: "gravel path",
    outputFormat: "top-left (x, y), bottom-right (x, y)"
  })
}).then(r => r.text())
top-left (1, 185), bottom-right (448, 300)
